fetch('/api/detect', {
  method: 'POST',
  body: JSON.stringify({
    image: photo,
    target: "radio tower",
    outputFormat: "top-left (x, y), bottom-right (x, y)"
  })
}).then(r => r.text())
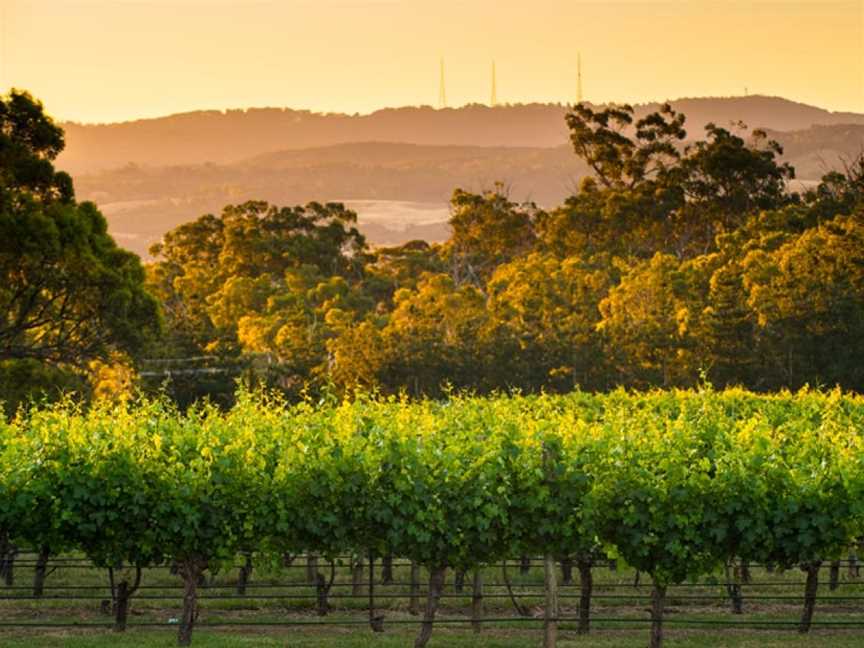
top-left (438, 58), bottom-right (447, 109)
top-left (576, 52), bottom-right (583, 104)
top-left (1, 1), bottom-right (7, 90)
top-left (490, 61), bottom-right (498, 107)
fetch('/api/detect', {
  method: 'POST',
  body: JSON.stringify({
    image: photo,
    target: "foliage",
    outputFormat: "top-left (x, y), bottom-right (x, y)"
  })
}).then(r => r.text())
top-left (1, 389), bottom-right (863, 644)
top-left (22, 90), bottom-right (859, 406)
top-left (0, 90), bottom-right (160, 410)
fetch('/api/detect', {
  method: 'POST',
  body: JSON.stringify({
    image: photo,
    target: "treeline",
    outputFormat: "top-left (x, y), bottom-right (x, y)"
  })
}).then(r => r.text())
top-left (2, 90), bottom-right (864, 411)
top-left (144, 104), bottom-right (864, 405)
top-left (2, 389), bottom-right (862, 646)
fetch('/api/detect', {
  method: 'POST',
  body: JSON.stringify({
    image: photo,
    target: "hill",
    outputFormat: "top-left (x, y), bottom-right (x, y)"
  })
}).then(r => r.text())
top-left (58, 96), bottom-right (864, 175)
top-left (61, 96), bottom-right (864, 258)
top-left (74, 123), bottom-right (864, 259)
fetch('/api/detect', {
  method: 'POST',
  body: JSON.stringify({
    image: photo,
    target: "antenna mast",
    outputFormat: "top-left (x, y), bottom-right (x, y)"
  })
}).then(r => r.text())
top-left (491, 61), bottom-right (497, 107)
top-left (577, 52), bottom-right (583, 104)
top-left (1, 1), bottom-right (7, 90)
top-left (438, 58), bottom-right (447, 109)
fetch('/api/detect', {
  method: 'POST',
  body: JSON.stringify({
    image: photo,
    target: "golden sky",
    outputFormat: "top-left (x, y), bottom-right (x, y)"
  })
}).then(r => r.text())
top-left (1, 0), bottom-right (862, 123)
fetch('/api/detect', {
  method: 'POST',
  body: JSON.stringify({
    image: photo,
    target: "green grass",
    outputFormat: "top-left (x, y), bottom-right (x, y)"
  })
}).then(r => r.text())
top-left (2, 627), bottom-right (864, 648)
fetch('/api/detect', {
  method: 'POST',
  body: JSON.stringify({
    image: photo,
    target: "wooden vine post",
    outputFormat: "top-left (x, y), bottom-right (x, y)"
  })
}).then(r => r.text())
top-left (471, 569), bottom-right (483, 633)
top-left (544, 555), bottom-right (559, 648)
top-left (408, 562), bottom-right (421, 615)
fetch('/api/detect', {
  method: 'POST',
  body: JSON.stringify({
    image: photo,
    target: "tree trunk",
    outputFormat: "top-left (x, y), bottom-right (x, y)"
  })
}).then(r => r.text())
top-left (237, 553), bottom-right (253, 595)
top-left (352, 556), bottom-right (365, 596)
top-left (544, 555), bottom-right (559, 648)
top-left (471, 570), bottom-right (483, 633)
top-left (848, 552), bottom-right (859, 578)
top-left (577, 559), bottom-right (592, 634)
top-left (829, 560), bottom-right (840, 591)
top-left (560, 558), bottom-right (573, 585)
top-left (32, 547), bottom-right (50, 597)
top-left (520, 555), bottom-right (531, 574)
top-left (408, 562), bottom-right (421, 615)
top-left (799, 562), bottom-right (821, 634)
top-left (178, 560), bottom-right (206, 647)
top-left (414, 566), bottom-right (445, 648)
top-left (649, 581), bottom-right (666, 648)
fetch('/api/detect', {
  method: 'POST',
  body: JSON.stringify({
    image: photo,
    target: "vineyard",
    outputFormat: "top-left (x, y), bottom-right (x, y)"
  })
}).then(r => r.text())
top-left (1, 388), bottom-right (863, 647)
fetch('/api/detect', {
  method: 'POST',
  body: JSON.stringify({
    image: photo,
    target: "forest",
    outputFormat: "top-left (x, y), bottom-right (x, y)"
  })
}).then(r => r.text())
top-left (2, 89), bottom-right (864, 413)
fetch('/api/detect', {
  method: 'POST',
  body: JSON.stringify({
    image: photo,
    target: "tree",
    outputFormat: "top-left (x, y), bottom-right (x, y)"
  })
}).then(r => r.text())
top-left (804, 153), bottom-right (864, 220)
top-left (0, 91), bottom-right (160, 392)
top-left (444, 186), bottom-right (539, 285)
top-left (672, 124), bottom-right (795, 255)
top-left (484, 253), bottom-right (613, 391)
top-left (742, 214), bottom-right (864, 390)
top-left (377, 274), bottom-right (488, 396)
top-left (565, 102), bottom-right (686, 191)
top-left (597, 254), bottom-right (699, 388)
top-left (145, 201), bottom-right (370, 402)
top-left (235, 267), bottom-right (375, 396)
top-left (0, 90), bottom-right (74, 209)
top-left (700, 261), bottom-right (758, 387)
top-left (558, 104), bottom-right (797, 260)
top-left (148, 201), bottom-right (368, 353)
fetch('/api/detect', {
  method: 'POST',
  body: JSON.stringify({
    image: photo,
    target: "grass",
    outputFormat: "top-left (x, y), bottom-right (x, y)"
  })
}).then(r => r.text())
top-left (3, 626), bottom-right (864, 648)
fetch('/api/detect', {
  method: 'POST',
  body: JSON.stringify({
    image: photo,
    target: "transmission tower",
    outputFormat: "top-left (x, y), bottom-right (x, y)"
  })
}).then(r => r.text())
top-left (491, 61), bottom-right (498, 107)
top-left (1, 1), bottom-right (7, 90)
top-left (577, 52), bottom-right (583, 104)
top-left (438, 58), bottom-right (447, 109)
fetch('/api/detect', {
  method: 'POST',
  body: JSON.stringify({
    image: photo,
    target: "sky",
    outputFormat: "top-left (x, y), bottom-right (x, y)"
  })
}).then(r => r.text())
top-left (0, 0), bottom-right (862, 124)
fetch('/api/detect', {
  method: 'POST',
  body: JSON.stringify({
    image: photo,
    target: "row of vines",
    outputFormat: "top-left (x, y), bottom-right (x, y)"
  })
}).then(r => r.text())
top-left (1, 388), bottom-right (863, 647)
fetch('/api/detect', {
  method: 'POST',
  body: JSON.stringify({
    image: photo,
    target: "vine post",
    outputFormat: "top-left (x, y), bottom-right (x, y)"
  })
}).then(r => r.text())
top-left (471, 569), bottom-right (483, 633)
top-left (544, 554), bottom-right (558, 648)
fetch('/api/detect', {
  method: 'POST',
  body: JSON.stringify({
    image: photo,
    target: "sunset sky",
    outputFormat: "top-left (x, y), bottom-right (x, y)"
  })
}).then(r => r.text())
top-left (1, 0), bottom-right (862, 124)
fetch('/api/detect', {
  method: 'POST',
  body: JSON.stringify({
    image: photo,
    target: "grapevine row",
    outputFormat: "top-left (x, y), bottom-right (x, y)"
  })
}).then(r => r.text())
top-left (1, 387), bottom-right (862, 647)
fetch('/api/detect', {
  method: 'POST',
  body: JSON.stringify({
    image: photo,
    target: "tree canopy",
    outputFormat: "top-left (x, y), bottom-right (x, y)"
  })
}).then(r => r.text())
top-left (0, 90), bottom-right (160, 412)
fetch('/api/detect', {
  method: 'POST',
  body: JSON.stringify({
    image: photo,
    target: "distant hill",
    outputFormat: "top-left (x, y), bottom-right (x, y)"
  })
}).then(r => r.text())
top-left (75, 123), bottom-right (864, 259)
top-left (766, 124), bottom-right (864, 182)
top-left (74, 142), bottom-right (581, 257)
top-left (58, 96), bottom-right (864, 175)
